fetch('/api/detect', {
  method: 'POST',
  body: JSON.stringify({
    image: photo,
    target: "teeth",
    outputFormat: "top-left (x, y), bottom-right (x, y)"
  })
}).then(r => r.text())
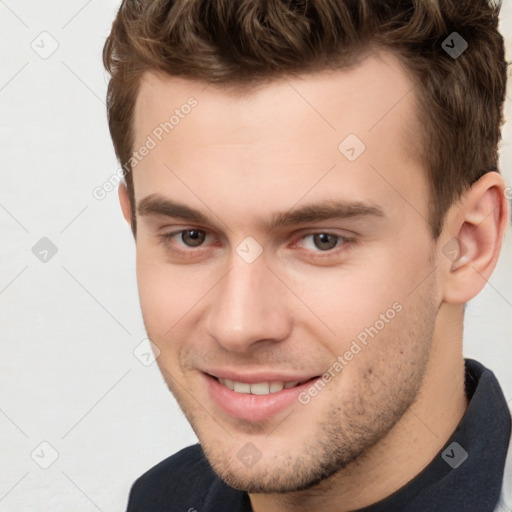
top-left (218, 378), bottom-right (302, 395)
top-left (223, 378), bottom-right (234, 390)
top-left (250, 382), bottom-right (270, 395)
top-left (233, 381), bottom-right (251, 393)
top-left (269, 382), bottom-right (285, 393)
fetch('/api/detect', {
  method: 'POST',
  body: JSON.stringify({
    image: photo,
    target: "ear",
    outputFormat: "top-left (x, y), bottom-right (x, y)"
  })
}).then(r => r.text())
top-left (441, 172), bottom-right (510, 304)
top-left (118, 184), bottom-right (136, 237)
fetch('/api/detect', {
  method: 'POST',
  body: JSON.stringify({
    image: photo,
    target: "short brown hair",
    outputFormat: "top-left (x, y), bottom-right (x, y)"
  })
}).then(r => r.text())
top-left (103, 0), bottom-right (508, 237)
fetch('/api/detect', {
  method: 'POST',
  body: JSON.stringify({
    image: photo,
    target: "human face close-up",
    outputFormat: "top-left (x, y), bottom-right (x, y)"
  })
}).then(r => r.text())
top-left (121, 51), bottom-right (452, 495)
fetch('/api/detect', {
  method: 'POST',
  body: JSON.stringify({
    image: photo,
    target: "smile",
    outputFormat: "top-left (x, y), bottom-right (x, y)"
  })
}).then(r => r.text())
top-left (217, 378), bottom-right (308, 395)
top-left (204, 372), bottom-right (320, 422)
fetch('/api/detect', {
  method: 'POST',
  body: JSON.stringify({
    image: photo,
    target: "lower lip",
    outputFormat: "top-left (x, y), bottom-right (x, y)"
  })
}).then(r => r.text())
top-left (204, 373), bottom-right (318, 422)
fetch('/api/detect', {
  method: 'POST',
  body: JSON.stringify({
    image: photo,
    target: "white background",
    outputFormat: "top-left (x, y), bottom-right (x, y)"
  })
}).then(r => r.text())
top-left (1, 1), bottom-right (511, 511)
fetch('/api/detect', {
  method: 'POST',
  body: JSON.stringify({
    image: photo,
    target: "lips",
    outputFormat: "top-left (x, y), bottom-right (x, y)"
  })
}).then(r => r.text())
top-left (202, 371), bottom-right (320, 422)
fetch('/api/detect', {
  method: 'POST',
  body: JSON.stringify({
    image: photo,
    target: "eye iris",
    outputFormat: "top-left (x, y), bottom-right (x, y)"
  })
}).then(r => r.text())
top-left (182, 230), bottom-right (205, 247)
top-left (313, 233), bottom-right (338, 251)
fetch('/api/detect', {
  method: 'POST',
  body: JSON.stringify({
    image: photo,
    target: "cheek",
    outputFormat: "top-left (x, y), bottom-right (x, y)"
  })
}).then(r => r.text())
top-left (135, 245), bottom-right (219, 340)
top-left (280, 243), bottom-right (433, 355)
top-left (135, 259), bottom-right (192, 376)
top-left (281, 266), bottom-right (402, 345)
top-left (135, 247), bottom-right (184, 337)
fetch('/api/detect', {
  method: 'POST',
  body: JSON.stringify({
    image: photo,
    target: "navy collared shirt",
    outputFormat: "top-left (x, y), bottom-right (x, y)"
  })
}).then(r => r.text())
top-left (126, 359), bottom-right (511, 511)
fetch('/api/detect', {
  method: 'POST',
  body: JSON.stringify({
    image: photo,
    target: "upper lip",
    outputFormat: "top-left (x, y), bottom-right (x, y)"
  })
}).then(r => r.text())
top-left (202, 368), bottom-right (319, 384)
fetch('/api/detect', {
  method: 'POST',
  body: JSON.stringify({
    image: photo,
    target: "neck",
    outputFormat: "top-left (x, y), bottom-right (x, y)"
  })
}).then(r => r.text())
top-left (250, 303), bottom-right (469, 512)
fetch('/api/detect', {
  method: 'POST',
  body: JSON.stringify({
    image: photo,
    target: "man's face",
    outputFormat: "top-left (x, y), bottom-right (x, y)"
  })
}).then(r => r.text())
top-left (128, 51), bottom-right (441, 492)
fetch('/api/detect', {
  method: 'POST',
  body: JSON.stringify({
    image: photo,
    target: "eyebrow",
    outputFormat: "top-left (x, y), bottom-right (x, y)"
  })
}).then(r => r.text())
top-left (137, 193), bottom-right (385, 231)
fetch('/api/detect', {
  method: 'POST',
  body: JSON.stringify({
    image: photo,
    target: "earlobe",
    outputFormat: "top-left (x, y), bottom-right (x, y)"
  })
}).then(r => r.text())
top-left (442, 172), bottom-right (509, 304)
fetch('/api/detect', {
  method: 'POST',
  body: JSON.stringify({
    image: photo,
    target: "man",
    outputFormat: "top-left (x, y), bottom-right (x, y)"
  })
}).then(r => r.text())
top-left (103, 0), bottom-right (511, 510)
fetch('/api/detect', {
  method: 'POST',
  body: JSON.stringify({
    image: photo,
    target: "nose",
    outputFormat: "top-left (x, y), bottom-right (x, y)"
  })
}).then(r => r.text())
top-left (205, 254), bottom-right (293, 353)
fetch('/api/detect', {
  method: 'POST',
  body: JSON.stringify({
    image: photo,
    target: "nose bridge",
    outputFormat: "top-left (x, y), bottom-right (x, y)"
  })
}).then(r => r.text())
top-left (206, 253), bottom-right (291, 351)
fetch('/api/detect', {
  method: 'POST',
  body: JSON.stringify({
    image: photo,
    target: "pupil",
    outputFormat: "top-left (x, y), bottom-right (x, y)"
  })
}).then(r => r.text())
top-left (314, 233), bottom-right (337, 250)
top-left (183, 230), bottom-right (205, 246)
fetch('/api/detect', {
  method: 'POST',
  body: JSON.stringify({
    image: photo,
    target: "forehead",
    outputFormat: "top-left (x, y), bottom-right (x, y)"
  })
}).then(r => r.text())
top-left (131, 50), bottom-right (426, 226)
top-left (134, 50), bottom-right (419, 141)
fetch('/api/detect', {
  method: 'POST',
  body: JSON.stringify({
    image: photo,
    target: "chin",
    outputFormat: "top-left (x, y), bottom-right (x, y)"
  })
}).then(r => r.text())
top-left (201, 438), bottom-right (355, 494)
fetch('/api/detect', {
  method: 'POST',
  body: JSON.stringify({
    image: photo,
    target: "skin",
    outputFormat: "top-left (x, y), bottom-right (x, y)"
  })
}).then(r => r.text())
top-left (118, 50), bottom-right (509, 511)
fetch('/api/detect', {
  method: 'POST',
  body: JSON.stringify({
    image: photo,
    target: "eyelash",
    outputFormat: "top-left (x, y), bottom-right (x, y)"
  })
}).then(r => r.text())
top-left (158, 229), bottom-right (355, 260)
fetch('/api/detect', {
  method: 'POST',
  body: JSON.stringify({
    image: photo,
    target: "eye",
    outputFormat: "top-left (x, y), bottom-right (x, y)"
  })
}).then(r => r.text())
top-left (300, 232), bottom-right (347, 252)
top-left (179, 229), bottom-right (206, 247)
top-left (159, 229), bottom-right (210, 250)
